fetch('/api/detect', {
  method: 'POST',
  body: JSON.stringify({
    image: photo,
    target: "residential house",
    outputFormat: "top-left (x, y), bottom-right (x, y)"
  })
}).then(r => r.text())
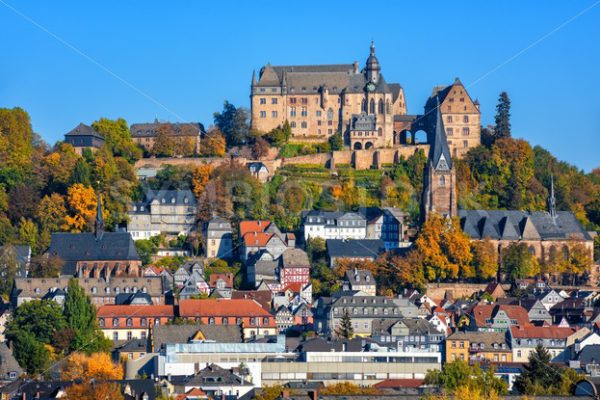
top-left (152, 324), bottom-right (243, 352)
top-left (279, 248), bottom-right (310, 287)
top-left (538, 289), bottom-right (564, 311)
top-left (12, 276), bottom-right (164, 307)
top-left (550, 298), bottom-right (587, 325)
top-left (246, 250), bottom-right (279, 288)
top-left (204, 217), bottom-right (233, 259)
top-left (178, 299), bottom-right (277, 338)
top-left (446, 331), bottom-right (512, 364)
top-left (342, 268), bottom-right (377, 296)
top-left (275, 306), bottom-right (293, 333)
top-left (97, 304), bottom-right (175, 341)
top-left (326, 239), bottom-right (385, 268)
top-left (240, 220), bottom-right (294, 263)
top-left (313, 294), bottom-right (409, 337)
top-left (114, 339), bottom-right (149, 362)
top-left (521, 298), bottom-right (553, 325)
top-left (371, 318), bottom-right (445, 351)
top-left (380, 207), bottom-right (411, 249)
top-left (302, 211), bottom-right (367, 241)
top-left (247, 162), bottom-right (270, 183)
top-left (468, 304), bottom-right (530, 332)
top-left (181, 364), bottom-right (254, 399)
top-left (63, 123), bottom-right (105, 154)
top-left (128, 189), bottom-right (197, 240)
top-left (0, 343), bottom-right (23, 382)
top-left (509, 325), bottom-right (577, 363)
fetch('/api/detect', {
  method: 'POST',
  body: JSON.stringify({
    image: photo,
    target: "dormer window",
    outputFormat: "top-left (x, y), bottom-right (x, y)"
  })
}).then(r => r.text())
top-left (171, 197), bottom-right (175, 204)
top-left (184, 197), bottom-right (189, 204)
top-left (161, 198), bottom-right (165, 204)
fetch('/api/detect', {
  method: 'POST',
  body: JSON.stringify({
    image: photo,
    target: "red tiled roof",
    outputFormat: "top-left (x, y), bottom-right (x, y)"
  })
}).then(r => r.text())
top-left (510, 325), bottom-right (576, 339)
top-left (209, 273), bottom-right (234, 288)
top-left (470, 304), bottom-right (530, 328)
top-left (243, 232), bottom-right (274, 247)
top-left (179, 299), bottom-right (273, 318)
top-left (374, 379), bottom-right (424, 389)
top-left (97, 304), bottom-right (175, 318)
top-left (239, 220), bottom-right (272, 236)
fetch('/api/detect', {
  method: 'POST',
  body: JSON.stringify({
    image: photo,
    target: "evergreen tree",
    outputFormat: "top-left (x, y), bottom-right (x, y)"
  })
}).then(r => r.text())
top-left (494, 91), bottom-right (511, 139)
top-left (515, 344), bottom-right (563, 395)
top-left (63, 278), bottom-right (111, 353)
top-left (71, 158), bottom-right (91, 186)
top-left (335, 309), bottom-right (354, 339)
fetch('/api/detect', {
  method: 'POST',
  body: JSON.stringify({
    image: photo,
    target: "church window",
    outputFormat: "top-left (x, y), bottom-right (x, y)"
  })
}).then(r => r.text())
top-left (447, 115), bottom-right (453, 123)
top-left (463, 115), bottom-right (469, 123)
top-left (378, 99), bottom-right (384, 114)
top-left (259, 111), bottom-right (266, 118)
top-left (271, 98), bottom-right (278, 105)
top-left (361, 99), bottom-right (367, 112)
top-left (301, 122), bottom-right (307, 129)
top-left (290, 121), bottom-right (296, 128)
top-left (301, 107), bottom-right (307, 117)
top-left (271, 111), bottom-right (278, 118)
top-left (462, 127), bottom-right (470, 135)
top-left (369, 99), bottom-right (375, 114)
top-left (446, 128), bottom-right (453, 136)
top-left (290, 107), bottom-right (296, 117)
top-left (259, 98), bottom-right (266, 105)
top-left (327, 108), bottom-right (334, 120)
top-left (439, 175), bottom-right (446, 186)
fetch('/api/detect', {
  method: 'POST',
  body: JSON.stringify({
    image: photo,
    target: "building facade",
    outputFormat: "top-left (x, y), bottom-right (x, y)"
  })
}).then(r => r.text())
top-left (251, 42), bottom-right (406, 147)
top-left (64, 123), bottom-right (105, 155)
top-left (302, 211), bottom-right (367, 241)
top-left (204, 217), bottom-right (233, 259)
top-left (130, 120), bottom-right (205, 155)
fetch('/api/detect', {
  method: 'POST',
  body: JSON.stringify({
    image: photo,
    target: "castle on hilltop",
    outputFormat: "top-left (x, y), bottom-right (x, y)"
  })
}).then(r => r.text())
top-left (251, 42), bottom-right (481, 158)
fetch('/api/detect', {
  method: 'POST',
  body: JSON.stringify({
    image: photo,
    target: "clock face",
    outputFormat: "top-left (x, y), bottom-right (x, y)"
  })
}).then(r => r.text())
top-left (366, 82), bottom-right (376, 92)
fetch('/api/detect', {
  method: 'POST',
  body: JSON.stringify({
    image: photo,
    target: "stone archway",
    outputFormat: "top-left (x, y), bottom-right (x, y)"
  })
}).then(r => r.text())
top-left (365, 142), bottom-right (374, 149)
top-left (353, 142), bottom-right (362, 150)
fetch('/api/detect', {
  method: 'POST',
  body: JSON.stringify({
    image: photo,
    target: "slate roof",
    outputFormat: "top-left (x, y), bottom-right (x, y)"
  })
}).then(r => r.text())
top-left (430, 97), bottom-right (452, 170)
top-left (184, 363), bottom-right (252, 387)
top-left (577, 344), bottom-right (600, 364)
top-left (344, 269), bottom-right (375, 286)
top-left (130, 121), bottom-right (205, 138)
top-left (131, 189), bottom-right (197, 214)
top-left (0, 343), bottom-right (23, 379)
top-left (64, 123), bottom-right (104, 140)
top-left (447, 331), bottom-right (510, 349)
top-left (326, 239), bottom-right (384, 259)
top-left (371, 318), bottom-right (438, 336)
top-left (296, 337), bottom-right (366, 353)
top-left (206, 217), bottom-right (232, 232)
top-left (152, 324), bottom-right (243, 351)
top-left (281, 248), bottom-right (310, 268)
top-left (48, 232), bottom-right (140, 275)
top-left (459, 209), bottom-right (592, 241)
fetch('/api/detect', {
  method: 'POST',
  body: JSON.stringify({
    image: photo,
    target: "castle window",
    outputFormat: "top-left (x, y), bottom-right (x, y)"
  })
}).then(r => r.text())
top-left (290, 121), bottom-right (296, 128)
top-left (463, 115), bottom-right (469, 123)
top-left (361, 99), bottom-right (367, 112)
top-left (290, 98), bottom-right (297, 104)
top-left (447, 115), bottom-right (453, 123)
top-left (439, 175), bottom-right (446, 186)
top-left (378, 99), bottom-right (384, 114)
top-left (290, 107), bottom-right (296, 117)
top-left (271, 111), bottom-right (278, 118)
top-left (301, 107), bottom-right (307, 117)
top-left (327, 108), bottom-right (334, 121)
top-left (301, 122), bottom-right (307, 129)
top-left (259, 111), bottom-right (266, 118)
top-left (463, 140), bottom-right (468, 148)
top-left (386, 100), bottom-right (391, 114)
top-left (301, 97), bottom-right (308, 104)
top-left (460, 97), bottom-right (465, 102)
top-left (316, 110), bottom-right (322, 117)
top-left (271, 98), bottom-right (278, 105)
top-left (446, 128), bottom-right (453, 136)
top-left (369, 99), bottom-right (375, 114)
top-left (462, 127), bottom-right (470, 135)
top-left (259, 98), bottom-right (266, 105)
top-left (317, 121), bottom-right (321, 126)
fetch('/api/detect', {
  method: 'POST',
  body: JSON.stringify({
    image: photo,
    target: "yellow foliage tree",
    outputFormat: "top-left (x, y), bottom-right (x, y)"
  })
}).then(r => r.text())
top-left (65, 382), bottom-right (124, 400)
top-left (320, 382), bottom-right (381, 395)
top-left (63, 184), bottom-right (99, 232)
top-left (192, 164), bottom-right (214, 198)
top-left (61, 352), bottom-right (123, 381)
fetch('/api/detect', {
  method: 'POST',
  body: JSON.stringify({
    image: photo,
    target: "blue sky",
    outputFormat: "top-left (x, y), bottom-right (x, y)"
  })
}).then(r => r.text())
top-left (1, 1), bottom-right (599, 171)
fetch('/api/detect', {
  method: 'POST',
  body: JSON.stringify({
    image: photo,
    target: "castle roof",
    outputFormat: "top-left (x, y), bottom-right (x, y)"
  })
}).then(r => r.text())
top-left (64, 123), bottom-right (104, 140)
top-left (430, 97), bottom-right (453, 170)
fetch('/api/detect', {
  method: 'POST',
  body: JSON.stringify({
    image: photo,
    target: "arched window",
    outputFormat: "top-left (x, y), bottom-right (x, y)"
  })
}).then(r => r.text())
top-left (126, 318), bottom-right (133, 327)
top-left (141, 318), bottom-right (147, 327)
top-left (263, 317), bottom-right (270, 325)
top-left (113, 318), bottom-right (119, 327)
top-left (222, 317), bottom-right (229, 325)
top-left (301, 121), bottom-right (307, 128)
top-left (361, 99), bottom-right (367, 112)
top-left (562, 245), bottom-right (570, 260)
top-left (290, 121), bottom-right (296, 128)
top-left (208, 317), bottom-right (215, 325)
top-left (327, 108), bottom-right (334, 121)
top-left (378, 99), bottom-right (384, 114)
top-left (237, 317), bottom-right (243, 325)
top-left (369, 99), bottom-right (375, 114)
top-left (439, 175), bottom-right (446, 186)
top-left (99, 318), bottom-right (105, 327)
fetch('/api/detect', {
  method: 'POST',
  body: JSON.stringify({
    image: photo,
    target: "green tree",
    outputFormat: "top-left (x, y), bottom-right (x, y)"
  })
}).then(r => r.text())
top-left (13, 331), bottom-right (50, 374)
top-left (71, 158), bottom-right (91, 186)
top-left (502, 242), bottom-right (540, 281)
top-left (329, 131), bottom-right (344, 151)
top-left (213, 101), bottom-right (250, 146)
top-left (6, 300), bottom-right (67, 344)
top-left (63, 279), bottom-right (112, 353)
top-left (266, 121), bottom-right (292, 147)
top-left (514, 344), bottom-right (567, 395)
top-left (0, 246), bottom-right (18, 297)
top-left (425, 360), bottom-right (508, 396)
top-left (335, 309), bottom-right (354, 339)
top-left (92, 117), bottom-right (142, 162)
top-left (135, 236), bottom-right (160, 265)
top-left (494, 91), bottom-right (511, 140)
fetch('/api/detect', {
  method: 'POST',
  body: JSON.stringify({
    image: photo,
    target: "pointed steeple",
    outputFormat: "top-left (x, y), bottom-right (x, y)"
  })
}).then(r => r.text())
top-left (365, 40), bottom-right (381, 83)
top-left (251, 70), bottom-right (257, 87)
top-left (431, 96), bottom-right (453, 171)
top-left (95, 191), bottom-right (105, 241)
top-left (548, 174), bottom-right (557, 219)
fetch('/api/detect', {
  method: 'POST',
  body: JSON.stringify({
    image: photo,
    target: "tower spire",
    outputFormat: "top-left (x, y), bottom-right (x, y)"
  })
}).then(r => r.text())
top-left (95, 191), bottom-right (105, 241)
top-left (548, 174), bottom-right (557, 219)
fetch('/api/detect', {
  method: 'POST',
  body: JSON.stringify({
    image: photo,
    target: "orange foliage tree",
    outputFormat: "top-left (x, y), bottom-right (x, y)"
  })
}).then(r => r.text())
top-left (192, 164), bottom-right (214, 198)
top-left (65, 382), bottom-right (124, 400)
top-left (61, 352), bottom-right (123, 381)
top-left (63, 184), bottom-right (99, 232)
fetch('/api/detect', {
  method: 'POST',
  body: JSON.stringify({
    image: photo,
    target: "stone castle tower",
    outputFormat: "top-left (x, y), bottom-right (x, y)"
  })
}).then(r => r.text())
top-left (421, 97), bottom-right (458, 221)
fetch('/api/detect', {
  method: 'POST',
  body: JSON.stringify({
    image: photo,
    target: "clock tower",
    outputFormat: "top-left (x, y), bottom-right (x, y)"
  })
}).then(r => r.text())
top-left (365, 41), bottom-right (381, 84)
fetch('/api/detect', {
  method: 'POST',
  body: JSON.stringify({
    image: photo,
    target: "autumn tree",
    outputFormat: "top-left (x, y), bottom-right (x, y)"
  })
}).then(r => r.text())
top-left (29, 254), bottom-right (64, 278)
top-left (65, 382), bottom-right (124, 400)
top-left (37, 193), bottom-right (67, 233)
top-left (42, 142), bottom-right (79, 193)
top-left (471, 239), bottom-right (498, 280)
top-left (191, 164), bottom-right (214, 199)
top-left (252, 137), bottom-right (270, 159)
top-left (200, 128), bottom-right (227, 157)
top-left (563, 242), bottom-right (593, 285)
top-left (151, 123), bottom-right (176, 157)
top-left (63, 184), bottom-right (98, 232)
top-left (0, 107), bottom-right (34, 186)
top-left (384, 250), bottom-right (427, 291)
top-left (425, 360), bottom-right (507, 397)
top-left (61, 352), bottom-right (123, 381)
top-left (92, 117), bottom-right (141, 161)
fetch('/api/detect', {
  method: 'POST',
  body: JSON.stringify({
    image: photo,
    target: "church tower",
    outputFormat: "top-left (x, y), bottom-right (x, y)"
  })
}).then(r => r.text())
top-left (421, 97), bottom-right (458, 221)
